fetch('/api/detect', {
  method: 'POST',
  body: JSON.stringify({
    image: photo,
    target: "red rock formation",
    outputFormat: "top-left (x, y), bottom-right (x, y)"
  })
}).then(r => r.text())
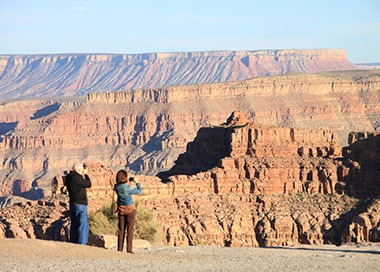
top-left (1, 187), bottom-right (378, 247)
top-left (0, 113), bottom-right (379, 247)
top-left (0, 71), bottom-right (379, 200)
top-left (160, 112), bottom-right (340, 196)
top-left (0, 199), bottom-right (70, 240)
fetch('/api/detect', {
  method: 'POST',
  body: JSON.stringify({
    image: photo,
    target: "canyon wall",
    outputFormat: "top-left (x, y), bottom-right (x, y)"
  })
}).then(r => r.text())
top-left (1, 50), bottom-right (378, 247)
top-left (1, 113), bottom-right (379, 247)
top-left (0, 49), bottom-right (357, 99)
top-left (0, 70), bottom-right (380, 199)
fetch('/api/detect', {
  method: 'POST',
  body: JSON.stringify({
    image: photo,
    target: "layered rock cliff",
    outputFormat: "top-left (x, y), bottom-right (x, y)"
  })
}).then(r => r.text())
top-left (0, 113), bottom-right (379, 247)
top-left (137, 114), bottom-right (380, 246)
top-left (0, 70), bottom-right (379, 200)
top-left (0, 49), bottom-right (357, 99)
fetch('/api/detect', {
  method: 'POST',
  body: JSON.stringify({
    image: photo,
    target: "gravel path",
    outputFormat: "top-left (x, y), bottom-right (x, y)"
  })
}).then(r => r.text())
top-left (0, 239), bottom-right (379, 272)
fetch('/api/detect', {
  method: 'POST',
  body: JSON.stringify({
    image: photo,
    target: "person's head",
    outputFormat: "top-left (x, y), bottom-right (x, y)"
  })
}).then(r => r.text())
top-left (116, 169), bottom-right (128, 184)
top-left (73, 161), bottom-right (85, 175)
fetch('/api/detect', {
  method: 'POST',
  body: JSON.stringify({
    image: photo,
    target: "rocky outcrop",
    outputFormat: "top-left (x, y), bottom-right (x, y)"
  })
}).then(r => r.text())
top-left (0, 198), bottom-right (70, 240)
top-left (0, 49), bottom-right (357, 99)
top-left (1, 113), bottom-right (379, 247)
top-left (2, 191), bottom-right (377, 247)
top-left (159, 113), bottom-right (340, 196)
top-left (0, 173), bottom-right (378, 248)
top-left (147, 113), bottom-right (379, 246)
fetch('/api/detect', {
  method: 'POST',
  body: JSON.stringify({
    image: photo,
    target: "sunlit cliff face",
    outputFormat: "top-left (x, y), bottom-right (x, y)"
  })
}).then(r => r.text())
top-left (1, 70), bottom-right (379, 182)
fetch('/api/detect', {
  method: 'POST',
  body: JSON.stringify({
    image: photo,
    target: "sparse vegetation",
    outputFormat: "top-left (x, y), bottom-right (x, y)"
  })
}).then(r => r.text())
top-left (89, 201), bottom-right (162, 244)
top-left (89, 202), bottom-right (118, 236)
top-left (134, 201), bottom-right (162, 243)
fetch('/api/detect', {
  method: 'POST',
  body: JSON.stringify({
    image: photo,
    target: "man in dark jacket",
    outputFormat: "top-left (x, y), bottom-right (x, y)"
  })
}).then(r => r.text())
top-left (66, 161), bottom-right (92, 245)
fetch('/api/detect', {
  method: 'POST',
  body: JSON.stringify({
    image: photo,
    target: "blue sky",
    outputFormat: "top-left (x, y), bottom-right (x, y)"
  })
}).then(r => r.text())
top-left (0, 0), bottom-right (379, 63)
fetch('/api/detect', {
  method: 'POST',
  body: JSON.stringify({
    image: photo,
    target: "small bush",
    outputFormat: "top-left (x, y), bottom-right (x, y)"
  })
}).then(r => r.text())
top-left (89, 201), bottom-right (162, 244)
top-left (89, 202), bottom-right (118, 236)
top-left (135, 201), bottom-right (162, 244)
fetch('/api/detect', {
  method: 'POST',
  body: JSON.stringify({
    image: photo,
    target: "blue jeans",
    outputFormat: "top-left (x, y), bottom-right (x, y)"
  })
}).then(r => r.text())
top-left (69, 202), bottom-right (89, 245)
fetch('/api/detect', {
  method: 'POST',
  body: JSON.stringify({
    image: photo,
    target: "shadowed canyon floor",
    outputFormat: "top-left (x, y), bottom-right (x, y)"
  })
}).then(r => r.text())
top-left (0, 238), bottom-right (379, 272)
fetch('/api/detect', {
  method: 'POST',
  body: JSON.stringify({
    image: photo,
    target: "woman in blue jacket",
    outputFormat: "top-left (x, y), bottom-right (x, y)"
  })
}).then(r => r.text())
top-left (114, 169), bottom-right (142, 253)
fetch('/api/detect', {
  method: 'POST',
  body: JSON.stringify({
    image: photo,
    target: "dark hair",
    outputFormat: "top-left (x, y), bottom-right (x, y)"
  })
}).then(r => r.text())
top-left (116, 169), bottom-right (129, 184)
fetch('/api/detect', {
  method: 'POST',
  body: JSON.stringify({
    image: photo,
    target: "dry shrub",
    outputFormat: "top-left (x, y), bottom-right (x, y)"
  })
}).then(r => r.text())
top-left (134, 201), bottom-right (162, 244)
top-left (89, 202), bottom-right (118, 236)
top-left (89, 201), bottom-right (162, 244)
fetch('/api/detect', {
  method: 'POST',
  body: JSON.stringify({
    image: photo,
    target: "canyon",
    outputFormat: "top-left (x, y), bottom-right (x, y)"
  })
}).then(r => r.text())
top-left (0, 69), bottom-right (379, 199)
top-left (0, 49), bottom-right (379, 248)
top-left (0, 112), bottom-right (379, 247)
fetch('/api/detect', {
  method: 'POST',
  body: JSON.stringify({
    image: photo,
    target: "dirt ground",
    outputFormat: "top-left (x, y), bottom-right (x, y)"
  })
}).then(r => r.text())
top-left (0, 238), bottom-right (379, 272)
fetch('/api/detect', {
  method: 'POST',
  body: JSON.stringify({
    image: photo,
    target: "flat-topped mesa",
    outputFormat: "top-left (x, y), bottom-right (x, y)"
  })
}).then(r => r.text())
top-left (1, 49), bottom-right (358, 99)
top-left (0, 49), bottom-right (351, 66)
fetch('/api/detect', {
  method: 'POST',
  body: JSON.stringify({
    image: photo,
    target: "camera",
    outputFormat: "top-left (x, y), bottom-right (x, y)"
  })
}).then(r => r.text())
top-left (129, 177), bottom-right (134, 182)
